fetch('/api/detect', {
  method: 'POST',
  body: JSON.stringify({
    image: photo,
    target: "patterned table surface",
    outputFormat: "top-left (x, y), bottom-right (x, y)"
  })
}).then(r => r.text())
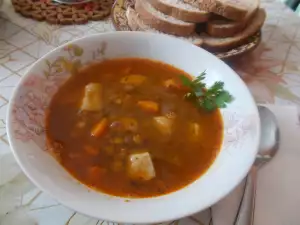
top-left (1, 0), bottom-right (300, 224)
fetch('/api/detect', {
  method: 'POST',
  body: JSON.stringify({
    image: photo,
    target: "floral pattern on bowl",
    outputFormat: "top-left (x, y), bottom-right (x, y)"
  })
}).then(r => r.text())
top-left (11, 43), bottom-right (108, 150)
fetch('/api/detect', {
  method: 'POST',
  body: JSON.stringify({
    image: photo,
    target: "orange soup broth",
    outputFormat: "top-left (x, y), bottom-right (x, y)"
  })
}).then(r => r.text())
top-left (46, 58), bottom-right (223, 197)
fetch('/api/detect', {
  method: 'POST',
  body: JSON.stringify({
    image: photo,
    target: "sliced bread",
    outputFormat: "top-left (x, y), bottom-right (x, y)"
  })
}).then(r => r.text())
top-left (135, 0), bottom-right (196, 36)
top-left (126, 7), bottom-right (203, 46)
top-left (206, 17), bottom-right (244, 38)
top-left (200, 0), bottom-right (254, 21)
top-left (202, 8), bottom-right (266, 51)
top-left (147, 0), bottom-right (210, 23)
top-left (207, 0), bottom-right (259, 38)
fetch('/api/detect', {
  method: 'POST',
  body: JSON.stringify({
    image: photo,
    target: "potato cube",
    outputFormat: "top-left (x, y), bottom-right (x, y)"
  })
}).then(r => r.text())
top-left (128, 152), bottom-right (156, 181)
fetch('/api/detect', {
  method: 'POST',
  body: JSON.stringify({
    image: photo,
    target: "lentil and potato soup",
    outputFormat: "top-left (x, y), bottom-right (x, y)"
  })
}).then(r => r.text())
top-left (45, 58), bottom-right (223, 198)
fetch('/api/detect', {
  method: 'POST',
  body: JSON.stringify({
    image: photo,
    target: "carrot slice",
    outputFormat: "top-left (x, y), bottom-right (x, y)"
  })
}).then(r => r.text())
top-left (137, 101), bottom-right (159, 113)
top-left (91, 118), bottom-right (108, 138)
top-left (121, 75), bottom-right (146, 85)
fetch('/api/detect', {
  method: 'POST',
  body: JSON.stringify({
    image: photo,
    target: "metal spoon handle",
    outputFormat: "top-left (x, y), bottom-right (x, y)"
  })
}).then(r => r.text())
top-left (234, 166), bottom-right (258, 225)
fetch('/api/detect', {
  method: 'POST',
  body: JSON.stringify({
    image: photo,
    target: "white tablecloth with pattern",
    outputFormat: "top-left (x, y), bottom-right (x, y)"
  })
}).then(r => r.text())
top-left (1, 0), bottom-right (300, 224)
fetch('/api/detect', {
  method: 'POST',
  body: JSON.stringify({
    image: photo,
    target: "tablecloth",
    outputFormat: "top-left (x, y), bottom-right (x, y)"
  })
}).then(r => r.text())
top-left (213, 105), bottom-right (300, 225)
top-left (0, 0), bottom-right (300, 224)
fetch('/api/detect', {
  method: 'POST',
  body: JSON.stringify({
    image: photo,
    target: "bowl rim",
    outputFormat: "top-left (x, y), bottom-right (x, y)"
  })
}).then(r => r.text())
top-left (6, 31), bottom-right (261, 224)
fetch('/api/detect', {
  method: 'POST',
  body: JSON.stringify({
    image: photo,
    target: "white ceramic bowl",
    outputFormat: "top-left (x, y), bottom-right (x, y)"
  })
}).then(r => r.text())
top-left (7, 32), bottom-right (260, 224)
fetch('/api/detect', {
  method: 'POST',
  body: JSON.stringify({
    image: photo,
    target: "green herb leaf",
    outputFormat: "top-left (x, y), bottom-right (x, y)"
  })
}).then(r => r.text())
top-left (208, 81), bottom-right (224, 94)
top-left (215, 91), bottom-right (234, 108)
top-left (179, 71), bottom-right (234, 111)
top-left (179, 75), bottom-right (193, 87)
top-left (195, 91), bottom-right (204, 97)
top-left (202, 98), bottom-right (216, 111)
top-left (194, 71), bottom-right (206, 83)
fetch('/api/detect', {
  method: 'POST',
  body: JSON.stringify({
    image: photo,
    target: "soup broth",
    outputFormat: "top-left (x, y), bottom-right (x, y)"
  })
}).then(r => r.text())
top-left (45, 58), bottom-right (223, 198)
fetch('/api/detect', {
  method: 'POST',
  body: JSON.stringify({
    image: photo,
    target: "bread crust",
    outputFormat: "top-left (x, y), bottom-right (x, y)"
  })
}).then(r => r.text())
top-left (135, 0), bottom-right (195, 36)
top-left (126, 7), bottom-right (203, 46)
top-left (148, 0), bottom-right (210, 23)
top-left (206, 16), bottom-right (244, 37)
top-left (200, 0), bottom-right (249, 21)
top-left (202, 8), bottom-right (266, 50)
top-left (204, 0), bottom-right (259, 37)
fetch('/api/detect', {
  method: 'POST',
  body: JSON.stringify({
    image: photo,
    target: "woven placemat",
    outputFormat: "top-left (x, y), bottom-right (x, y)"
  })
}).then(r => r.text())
top-left (11, 0), bottom-right (114, 25)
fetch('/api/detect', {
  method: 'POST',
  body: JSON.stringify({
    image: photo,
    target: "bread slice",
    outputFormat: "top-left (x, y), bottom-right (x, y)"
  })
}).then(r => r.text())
top-left (202, 8), bottom-right (266, 51)
top-left (147, 0), bottom-right (210, 23)
top-left (200, 0), bottom-right (255, 21)
top-left (207, 17), bottom-right (244, 38)
top-left (126, 7), bottom-right (203, 46)
top-left (126, 6), bottom-right (265, 52)
top-left (206, 0), bottom-right (260, 37)
top-left (135, 0), bottom-right (196, 36)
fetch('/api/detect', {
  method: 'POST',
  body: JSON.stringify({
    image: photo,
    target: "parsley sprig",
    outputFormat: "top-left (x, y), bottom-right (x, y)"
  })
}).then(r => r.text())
top-left (179, 71), bottom-right (234, 111)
